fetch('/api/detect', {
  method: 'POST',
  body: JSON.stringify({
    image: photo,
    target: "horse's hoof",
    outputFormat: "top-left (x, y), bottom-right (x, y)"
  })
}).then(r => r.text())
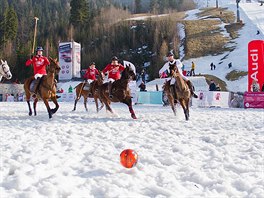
top-left (131, 114), bottom-right (137, 119)
top-left (29, 113), bottom-right (32, 116)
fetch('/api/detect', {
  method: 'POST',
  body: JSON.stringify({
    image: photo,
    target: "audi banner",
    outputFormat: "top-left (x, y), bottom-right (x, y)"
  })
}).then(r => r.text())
top-left (248, 40), bottom-right (264, 92)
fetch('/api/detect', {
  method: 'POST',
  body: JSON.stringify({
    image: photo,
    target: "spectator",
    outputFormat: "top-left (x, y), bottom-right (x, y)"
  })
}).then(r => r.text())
top-left (215, 84), bottom-right (221, 91)
top-left (160, 71), bottom-right (167, 78)
top-left (190, 61), bottom-right (196, 76)
top-left (141, 69), bottom-right (146, 84)
top-left (209, 80), bottom-right (217, 91)
top-left (251, 80), bottom-right (260, 92)
top-left (139, 82), bottom-right (146, 92)
top-left (213, 64), bottom-right (216, 70)
top-left (210, 62), bottom-right (214, 70)
top-left (261, 83), bottom-right (264, 92)
top-left (228, 62), bottom-right (232, 68)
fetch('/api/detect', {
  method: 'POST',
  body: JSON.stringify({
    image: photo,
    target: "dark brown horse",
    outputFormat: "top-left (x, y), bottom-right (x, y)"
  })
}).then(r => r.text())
top-left (24, 57), bottom-right (61, 119)
top-left (72, 72), bottom-right (104, 112)
top-left (98, 66), bottom-right (137, 119)
top-left (163, 71), bottom-right (191, 120)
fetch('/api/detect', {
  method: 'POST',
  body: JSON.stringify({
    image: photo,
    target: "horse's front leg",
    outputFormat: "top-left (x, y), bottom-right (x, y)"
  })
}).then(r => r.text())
top-left (50, 97), bottom-right (59, 115)
top-left (167, 93), bottom-right (176, 116)
top-left (84, 96), bottom-right (88, 111)
top-left (72, 98), bottom-right (79, 111)
top-left (33, 98), bottom-right (38, 116)
top-left (43, 98), bottom-right (52, 119)
top-left (179, 99), bottom-right (189, 121)
top-left (26, 100), bottom-right (32, 116)
top-left (94, 97), bottom-right (99, 112)
top-left (123, 97), bottom-right (137, 119)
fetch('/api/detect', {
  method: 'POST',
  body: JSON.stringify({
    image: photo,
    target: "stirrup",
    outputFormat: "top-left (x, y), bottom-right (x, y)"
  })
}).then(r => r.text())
top-left (109, 94), bottom-right (113, 99)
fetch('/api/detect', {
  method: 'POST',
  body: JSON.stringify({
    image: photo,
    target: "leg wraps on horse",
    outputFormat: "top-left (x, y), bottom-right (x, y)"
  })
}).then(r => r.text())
top-left (186, 80), bottom-right (198, 98)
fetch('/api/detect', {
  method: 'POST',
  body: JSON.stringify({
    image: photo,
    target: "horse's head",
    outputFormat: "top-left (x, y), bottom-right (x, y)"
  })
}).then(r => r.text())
top-left (122, 65), bottom-right (136, 81)
top-left (0, 60), bottom-right (12, 80)
top-left (48, 57), bottom-right (61, 74)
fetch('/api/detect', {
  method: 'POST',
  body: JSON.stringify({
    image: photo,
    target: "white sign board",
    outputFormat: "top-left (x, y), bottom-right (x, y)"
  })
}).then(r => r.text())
top-left (59, 42), bottom-right (81, 80)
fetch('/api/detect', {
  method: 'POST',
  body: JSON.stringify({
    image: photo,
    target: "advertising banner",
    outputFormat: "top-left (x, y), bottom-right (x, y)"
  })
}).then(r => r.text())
top-left (73, 42), bottom-right (81, 78)
top-left (59, 42), bottom-right (72, 80)
top-left (244, 92), bottom-right (264, 108)
top-left (248, 40), bottom-right (264, 91)
top-left (59, 42), bottom-right (81, 81)
top-left (192, 91), bottom-right (230, 108)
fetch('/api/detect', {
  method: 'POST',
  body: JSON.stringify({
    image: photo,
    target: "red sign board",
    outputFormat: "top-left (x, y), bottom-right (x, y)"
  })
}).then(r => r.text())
top-left (248, 40), bottom-right (264, 92)
top-left (244, 92), bottom-right (264, 108)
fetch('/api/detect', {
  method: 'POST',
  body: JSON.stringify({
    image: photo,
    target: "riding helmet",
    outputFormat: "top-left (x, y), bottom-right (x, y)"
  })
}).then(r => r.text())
top-left (112, 56), bottom-right (118, 61)
top-left (36, 46), bottom-right (44, 52)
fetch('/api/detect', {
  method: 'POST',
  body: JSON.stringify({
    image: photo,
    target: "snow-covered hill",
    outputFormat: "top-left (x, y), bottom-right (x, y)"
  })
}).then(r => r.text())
top-left (185, 0), bottom-right (264, 92)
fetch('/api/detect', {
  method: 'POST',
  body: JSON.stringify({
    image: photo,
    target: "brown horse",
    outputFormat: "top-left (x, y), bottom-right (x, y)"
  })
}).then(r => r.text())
top-left (72, 72), bottom-right (104, 112)
top-left (24, 57), bottom-right (61, 119)
top-left (163, 71), bottom-right (191, 120)
top-left (98, 66), bottom-right (137, 119)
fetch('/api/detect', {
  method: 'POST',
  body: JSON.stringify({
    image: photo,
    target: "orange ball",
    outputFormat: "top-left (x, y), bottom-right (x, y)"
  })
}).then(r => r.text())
top-left (120, 149), bottom-right (138, 168)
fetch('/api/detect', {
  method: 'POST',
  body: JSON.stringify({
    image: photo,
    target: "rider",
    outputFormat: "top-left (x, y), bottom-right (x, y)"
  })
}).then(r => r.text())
top-left (26, 46), bottom-right (49, 95)
top-left (102, 56), bottom-right (125, 98)
top-left (25, 46), bottom-right (60, 98)
top-left (83, 62), bottom-right (99, 96)
top-left (159, 52), bottom-right (198, 99)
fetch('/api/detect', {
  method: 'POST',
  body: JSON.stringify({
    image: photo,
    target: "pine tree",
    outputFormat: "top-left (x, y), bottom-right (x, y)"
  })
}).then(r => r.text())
top-left (70, 0), bottom-right (89, 27)
top-left (135, 0), bottom-right (141, 14)
top-left (5, 6), bottom-right (18, 41)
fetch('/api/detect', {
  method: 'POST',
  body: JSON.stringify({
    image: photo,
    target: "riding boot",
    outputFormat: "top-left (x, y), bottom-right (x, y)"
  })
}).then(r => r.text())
top-left (186, 80), bottom-right (198, 98)
top-left (108, 81), bottom-right (113, 98)
top-left (33, 77), bottom-right (41, 94)
top-left (88, 82), bottom-right (93, 97)
top-left (170, 84), bottom-right (177, 103)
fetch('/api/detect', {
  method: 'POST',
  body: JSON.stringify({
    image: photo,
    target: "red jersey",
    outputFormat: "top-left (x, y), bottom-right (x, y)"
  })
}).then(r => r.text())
top-left (26, 55), bottom-right (50, 75)
top-left (83, 68), bottom-right (99, 80)
top-left (102, 64), bottom-right (125, 80)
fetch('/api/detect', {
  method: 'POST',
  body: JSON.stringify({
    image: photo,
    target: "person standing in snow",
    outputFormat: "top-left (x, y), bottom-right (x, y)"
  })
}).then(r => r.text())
top-left (190, 61), bottom-right (196, 76)
top-left (209, 80), bottom-right (217, 91)
top-left (159, 52), bottom-right (198, 99)
top-left (251, 80), bottom-right (260, 92)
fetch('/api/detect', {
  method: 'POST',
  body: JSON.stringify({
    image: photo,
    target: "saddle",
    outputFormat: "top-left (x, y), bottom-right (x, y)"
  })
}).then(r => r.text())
top-left (29, 77), bottom-right (43, 94)
top-left (83, 82), bottom-right (90, 90)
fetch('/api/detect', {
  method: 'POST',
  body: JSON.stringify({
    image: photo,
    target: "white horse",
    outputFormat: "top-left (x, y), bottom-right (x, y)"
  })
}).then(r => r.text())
top-left (0, 60), bottom-right (12, 82)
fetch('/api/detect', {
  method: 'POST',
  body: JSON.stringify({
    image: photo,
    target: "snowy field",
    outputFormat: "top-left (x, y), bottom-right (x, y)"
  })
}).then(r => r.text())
top-left (0, 102), bottom-right (263, 198)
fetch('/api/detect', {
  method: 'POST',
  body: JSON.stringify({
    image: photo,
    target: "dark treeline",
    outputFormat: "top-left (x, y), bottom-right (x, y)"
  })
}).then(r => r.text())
top-left (0, 0), bottom-right (194, 82)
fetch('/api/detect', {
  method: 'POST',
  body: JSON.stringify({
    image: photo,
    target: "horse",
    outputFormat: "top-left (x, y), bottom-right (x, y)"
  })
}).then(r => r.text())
top-left (72, 72), bottom-right (104, 112)
top-left (0, 60), bottom-right (12, 82)
top-left (163, 70), bottom-right (191, 120)
top-left (98, 66), bottom-right (137, 119)
top-left (23, 57), bottom-right (61, 119)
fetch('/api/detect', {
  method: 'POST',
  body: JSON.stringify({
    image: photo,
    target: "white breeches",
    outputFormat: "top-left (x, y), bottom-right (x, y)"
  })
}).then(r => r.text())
top-left (34, 74), bottom-right (44, 79)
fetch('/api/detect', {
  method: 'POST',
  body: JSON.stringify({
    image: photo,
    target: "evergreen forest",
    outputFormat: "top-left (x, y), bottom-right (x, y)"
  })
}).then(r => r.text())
top-left (0, 0), bottom-right (195, 82)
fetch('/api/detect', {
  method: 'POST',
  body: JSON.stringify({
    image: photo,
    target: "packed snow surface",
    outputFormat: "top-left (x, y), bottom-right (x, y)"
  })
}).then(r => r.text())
top-left (0, 102), bottom-right (263, 197)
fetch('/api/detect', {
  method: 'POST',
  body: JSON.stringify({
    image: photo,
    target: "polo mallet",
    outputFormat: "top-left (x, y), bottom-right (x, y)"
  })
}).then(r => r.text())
top-left (31, 17), bottom-right (39, 55)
